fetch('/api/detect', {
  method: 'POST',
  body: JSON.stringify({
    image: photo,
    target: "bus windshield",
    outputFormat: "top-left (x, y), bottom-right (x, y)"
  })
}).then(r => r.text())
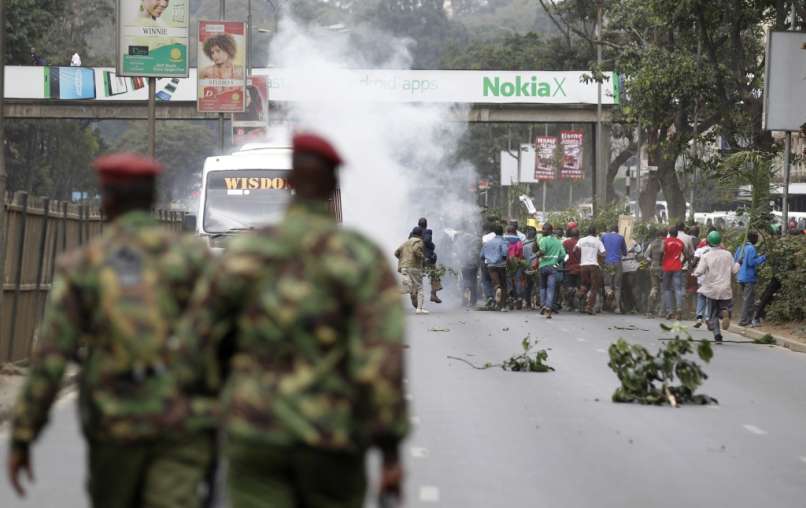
top-left (203, 169), bottom-right (292, 234)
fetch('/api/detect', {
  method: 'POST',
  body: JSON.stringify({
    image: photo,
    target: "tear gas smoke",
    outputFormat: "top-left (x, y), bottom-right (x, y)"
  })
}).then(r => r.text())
top-left (268, 18), bottom-right (481, 271)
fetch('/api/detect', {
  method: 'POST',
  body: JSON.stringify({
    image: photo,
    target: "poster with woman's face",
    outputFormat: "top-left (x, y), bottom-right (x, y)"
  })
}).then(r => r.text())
top-left (117, 0), bottom-right (189, 77)
top-left (197, 21), bottom-right (246, 113)
top-left (232, 76), bottom-right (269, 146)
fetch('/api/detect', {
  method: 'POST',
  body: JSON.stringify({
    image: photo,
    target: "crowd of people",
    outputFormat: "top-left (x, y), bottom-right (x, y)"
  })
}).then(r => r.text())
top-left (400, 216), bottom-right (777, 343)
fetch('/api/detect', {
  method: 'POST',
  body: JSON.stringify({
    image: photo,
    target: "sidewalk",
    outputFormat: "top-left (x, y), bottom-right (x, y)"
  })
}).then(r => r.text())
top-left (731, 321), bottom-right (806, 353)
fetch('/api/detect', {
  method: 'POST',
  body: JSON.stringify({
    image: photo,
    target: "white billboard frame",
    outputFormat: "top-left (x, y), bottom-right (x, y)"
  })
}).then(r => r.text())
top-left (763, 31), bottom-right (806, 131)
top-left (116, 0), bottom-right (190, 78)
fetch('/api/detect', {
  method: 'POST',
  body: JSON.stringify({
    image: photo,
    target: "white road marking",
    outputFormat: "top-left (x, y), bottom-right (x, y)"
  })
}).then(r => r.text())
top-left (742, 424), bottom-right (767, 435)
top-left (419, 486), bottom-right (440, 502)
top-left (799, 456), bottom-right (806, 465)
top-left (410, 416), bottom-right (420, 425)
top-left (405, 394), bottom-right (413, 401)
top-left (560, 327), bottom-right (570, 333)
top-left (595, 348), bottom-right (607, 354)
top-left (411, 447), bottom-right (430, 458)
top-left (577, 337), bottom-right (587, 342)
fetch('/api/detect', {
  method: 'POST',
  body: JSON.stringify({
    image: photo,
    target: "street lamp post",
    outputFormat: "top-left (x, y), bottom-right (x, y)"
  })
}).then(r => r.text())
top-left (594, 0), bottom-right (603, 218)
top-left (0, 0), bottom-right (7, 315)
top-left (247, 0), bottom-right (253, 76)
top-left (218, 0), bottom-right (226, 152)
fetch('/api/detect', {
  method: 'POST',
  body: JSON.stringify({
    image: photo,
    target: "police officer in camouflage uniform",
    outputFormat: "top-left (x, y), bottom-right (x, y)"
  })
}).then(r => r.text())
top-left (179, 133), bottom-right (409, 508)
top-left (6, 154), bottom-right (217, 508)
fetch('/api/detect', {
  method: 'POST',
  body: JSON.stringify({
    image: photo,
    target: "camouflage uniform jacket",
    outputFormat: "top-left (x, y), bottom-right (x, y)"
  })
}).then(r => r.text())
top-left (180, 199), bottom-right (408, 454)
top-left (11, 211), bottom-right (216, 449)
top-left (394, 237), bottom-right (424, 271)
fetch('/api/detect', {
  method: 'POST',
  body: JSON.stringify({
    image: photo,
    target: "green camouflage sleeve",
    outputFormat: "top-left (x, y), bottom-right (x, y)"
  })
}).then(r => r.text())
top-left (347, 237), bottom-right (409, 457)
top-left (11, 266), bottom-right (82, 448)
top-left (176, 249), bottom-right (254, 390)
top-left (163, 233), bottom-right (214, 312)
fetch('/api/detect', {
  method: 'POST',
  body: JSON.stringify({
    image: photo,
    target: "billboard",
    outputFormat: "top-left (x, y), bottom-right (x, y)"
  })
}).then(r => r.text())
top-left (43, 67), bottom-right (96, 99)
top-left (763, 31), bottom-right (806, 131)
top-left (116, 0), bottom-right (189, 78)
top-left (232, 76), bottom-right (269, 145)
top-left (197, 21), bottom-right (246, 113)
top-left (560, 131), bottom-right (584, 179)
top-left (534, 136), bottom-right (557, 181)
top-left (6, 67), bottom-right (620, 105)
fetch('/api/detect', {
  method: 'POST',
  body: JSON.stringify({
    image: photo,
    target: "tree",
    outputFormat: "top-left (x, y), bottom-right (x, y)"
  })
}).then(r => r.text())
top-left (357, 0), bottom-right (467, 68)
top-left (5, 0), bottom-right (114, 66)
top-left (539, 0), bottom-right (800, 221)
top-left (4, 120), bottom-right (104, 200)
top-left (113, 122), bottom-right (217, 205)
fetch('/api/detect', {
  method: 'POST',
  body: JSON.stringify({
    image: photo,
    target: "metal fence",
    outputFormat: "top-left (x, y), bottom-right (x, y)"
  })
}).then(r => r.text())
top-left (0, 192), bottom-right (185, 363)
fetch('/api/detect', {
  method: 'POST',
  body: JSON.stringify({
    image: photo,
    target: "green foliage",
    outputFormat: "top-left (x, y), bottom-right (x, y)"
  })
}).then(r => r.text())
top-left (501, 335), bottom-right (554, 372)
top-left (760, 235), bottom-right (806, 323)
top-left (754, 334), bottom-right (776, 345)
top-left (113, 122), bottom-right (216, 205)
top-left (5, 0), bottom-right (114, 65)
top-left (608, 324), bottom-right (716, 406)
top-left (4, 120), bottom-right (104, 199)
top-left (572, 202), bottom-right (625, 236)
top-left (718, 151), bottom-right (775, 233)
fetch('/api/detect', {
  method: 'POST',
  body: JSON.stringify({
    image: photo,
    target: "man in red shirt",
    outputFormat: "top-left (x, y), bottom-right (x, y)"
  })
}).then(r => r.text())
top-left (562, 227), bottom-right (581, 310)
top-left (661, 227), bottom-right (686, 319)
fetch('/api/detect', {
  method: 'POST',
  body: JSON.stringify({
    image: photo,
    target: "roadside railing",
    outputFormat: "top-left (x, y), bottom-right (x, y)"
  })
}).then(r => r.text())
top-left (0, 191), bottom-right (185, 363)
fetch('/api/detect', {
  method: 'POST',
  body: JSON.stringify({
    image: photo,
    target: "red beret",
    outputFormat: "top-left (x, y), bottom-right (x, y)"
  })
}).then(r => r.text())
top-left (292, 133), bottom-right (343, 167)
top-left (92, 153), bottom-right (163, 183)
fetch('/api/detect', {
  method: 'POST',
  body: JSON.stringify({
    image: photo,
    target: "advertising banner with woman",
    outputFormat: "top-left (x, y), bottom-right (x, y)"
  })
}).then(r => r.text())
top-left (560, 130), bottom-right (585, 179)
top-left (117, 0), bottom-right (189, 77)
top-left (232, 75), bottom-right (269, 145)
top-left (534, 135), bottom-right (558, 181)
top-left (197, 21), bottom-right (246, 113)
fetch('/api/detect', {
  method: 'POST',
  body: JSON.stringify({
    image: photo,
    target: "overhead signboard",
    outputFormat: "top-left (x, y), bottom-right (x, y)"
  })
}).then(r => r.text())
top-left (763, 31), bottom-right (806, 131)
top-left (534, 136), bottom-right (558, 181)
top-left (232, 75), bottom-right (269, 145)
top-left (5, 67), bottom-right (620, 105)
top-left (43, 67), bottom-right (96, 99)
top-left (116, 0), bottom-right (189, 78)
top-left (560, 131), bottom-right (585, 179)
top-left (197, 21), bottom-right (246, 113)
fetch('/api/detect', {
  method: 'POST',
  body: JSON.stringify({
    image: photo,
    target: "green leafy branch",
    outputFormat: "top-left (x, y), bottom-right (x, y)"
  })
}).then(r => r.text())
top-left (447, 335), bottom-right (554, 373)
top-left (608, 323), bottom-right (716, 406)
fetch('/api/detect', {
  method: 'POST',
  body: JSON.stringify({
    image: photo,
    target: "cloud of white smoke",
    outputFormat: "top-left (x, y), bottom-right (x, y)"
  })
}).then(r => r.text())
top-left (268, 18), bottom-right (480, 265)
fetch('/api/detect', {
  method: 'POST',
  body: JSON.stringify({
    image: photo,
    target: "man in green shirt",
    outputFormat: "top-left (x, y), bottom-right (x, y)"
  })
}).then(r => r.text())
top-left (537, 223), bottom-right (566, 319)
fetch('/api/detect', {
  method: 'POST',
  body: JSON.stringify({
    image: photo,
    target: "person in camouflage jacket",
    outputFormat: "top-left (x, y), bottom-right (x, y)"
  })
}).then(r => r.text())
top-left (178, 133), bottom-right (409, 508)
top-left (7, 154), bottom-right (216, 508)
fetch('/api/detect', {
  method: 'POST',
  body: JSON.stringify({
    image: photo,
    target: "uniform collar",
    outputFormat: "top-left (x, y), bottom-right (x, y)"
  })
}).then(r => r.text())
top-left (113, 210), bottom-right (159, 229)
top-left (287, 198), bottom-right (332, 217)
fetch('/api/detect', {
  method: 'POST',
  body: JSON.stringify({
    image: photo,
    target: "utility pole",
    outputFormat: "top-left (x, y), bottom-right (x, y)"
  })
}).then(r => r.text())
top-left (0, 0), bottom-right (7, 315)
top-left (635, 121), bottom-right (641, 220)
top-left (782, 4), bottom-right (796, 234)
top-left (218, 0), bottom-right (226, 153)
top-left (148, 78), bottom-right (156, 158)
top-left (247, 0), bottom-right (253, 76)
top-left (594, 0), bottom-right (603, 217)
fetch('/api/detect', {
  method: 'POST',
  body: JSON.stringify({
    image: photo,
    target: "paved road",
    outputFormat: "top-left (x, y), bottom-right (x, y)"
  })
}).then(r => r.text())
top-left (2, 307), bottom-right (806, 507)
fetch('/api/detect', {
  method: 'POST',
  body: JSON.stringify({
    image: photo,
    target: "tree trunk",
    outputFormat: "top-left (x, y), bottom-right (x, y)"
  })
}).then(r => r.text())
top-left (605, 144), bottom-right (636, 204)
top-left (657, 157), bottom-right (687, 223)
top-left (639, 172), bottom-right (660, 221)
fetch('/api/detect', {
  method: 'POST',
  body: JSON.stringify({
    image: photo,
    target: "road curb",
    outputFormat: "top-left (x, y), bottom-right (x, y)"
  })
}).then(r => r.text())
top-left (730, 325), bottom-right (806, 353)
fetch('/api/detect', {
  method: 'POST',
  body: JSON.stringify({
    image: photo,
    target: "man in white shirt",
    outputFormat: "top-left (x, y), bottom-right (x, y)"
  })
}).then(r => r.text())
top-left (692, 230), bottom-right (736, 343)
top-left (692, 242), bottom-right (711, 328)
top-left (576, 225), bottom-right (606, 314)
